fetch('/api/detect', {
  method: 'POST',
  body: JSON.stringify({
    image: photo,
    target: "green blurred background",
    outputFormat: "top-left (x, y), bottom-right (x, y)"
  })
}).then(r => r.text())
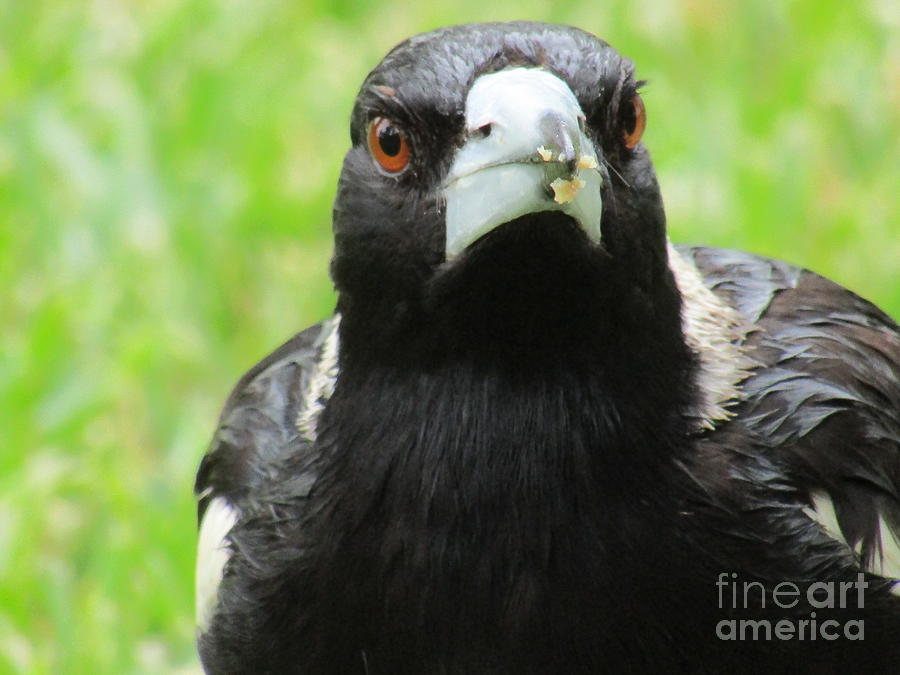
top-left (1, 0), bottom-right (897, 672)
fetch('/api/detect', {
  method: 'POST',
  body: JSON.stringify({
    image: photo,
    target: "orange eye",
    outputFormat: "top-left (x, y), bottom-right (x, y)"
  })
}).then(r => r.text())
top-left (367, 117), bottom-right (411, 173)
top-left (623, 95), bottom-right (646, 150)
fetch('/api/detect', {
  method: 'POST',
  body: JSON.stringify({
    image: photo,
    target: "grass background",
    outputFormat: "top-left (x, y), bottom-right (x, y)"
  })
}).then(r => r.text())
top-left (1, 0), bottom-right (897, 672)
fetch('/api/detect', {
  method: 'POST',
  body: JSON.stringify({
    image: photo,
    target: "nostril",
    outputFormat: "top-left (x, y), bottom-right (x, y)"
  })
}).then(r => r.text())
top-left (475, 123), bottom-right (492, 138)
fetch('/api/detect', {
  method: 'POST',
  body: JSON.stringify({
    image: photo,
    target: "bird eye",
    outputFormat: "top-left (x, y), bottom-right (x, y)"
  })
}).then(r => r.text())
top-left (622, 95), bottom-right (646, 150)
top-left (367, 117), bottom-right (411, 173)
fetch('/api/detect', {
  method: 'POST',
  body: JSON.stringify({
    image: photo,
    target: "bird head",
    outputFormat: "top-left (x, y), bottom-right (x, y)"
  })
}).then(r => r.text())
top-left (330, 23), bottom-right (679, 362)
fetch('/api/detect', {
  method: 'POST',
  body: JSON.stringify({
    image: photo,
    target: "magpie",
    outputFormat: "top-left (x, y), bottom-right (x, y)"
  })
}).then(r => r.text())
top-left (195, 22), bottom-right (900, 674)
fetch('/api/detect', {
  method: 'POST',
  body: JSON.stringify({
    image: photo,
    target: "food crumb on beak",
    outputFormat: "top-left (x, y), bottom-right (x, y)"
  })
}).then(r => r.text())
top-left (537, 146), bottom-right (554, 162)
top-left (550, 176), bottom-right (586, 204)
top-left (577, 155), bottom-right (598, 170)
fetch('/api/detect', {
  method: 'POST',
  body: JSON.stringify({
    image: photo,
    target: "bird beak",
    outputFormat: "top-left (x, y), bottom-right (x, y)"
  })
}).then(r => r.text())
top-left (444, 68), bottom-right (603, 259)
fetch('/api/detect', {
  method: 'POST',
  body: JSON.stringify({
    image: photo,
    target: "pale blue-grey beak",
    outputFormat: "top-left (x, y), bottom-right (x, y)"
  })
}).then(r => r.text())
top-left (443, 68), bottom-right (603, 259)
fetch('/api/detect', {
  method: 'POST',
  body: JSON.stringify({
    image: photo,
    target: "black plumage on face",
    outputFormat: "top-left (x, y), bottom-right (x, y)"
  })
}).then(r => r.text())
top-left (330, 22), bottom-right (669, 338)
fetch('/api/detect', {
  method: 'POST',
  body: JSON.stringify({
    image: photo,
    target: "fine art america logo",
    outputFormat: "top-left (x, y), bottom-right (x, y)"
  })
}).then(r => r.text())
top-left (715, 572), bottom-right (867, 641)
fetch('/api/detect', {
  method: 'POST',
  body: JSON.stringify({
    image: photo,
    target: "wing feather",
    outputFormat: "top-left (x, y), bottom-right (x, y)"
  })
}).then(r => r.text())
top-left (684, 246), bottom-right (900, 577)
top-left (194, 317), bottom-right (339, 630)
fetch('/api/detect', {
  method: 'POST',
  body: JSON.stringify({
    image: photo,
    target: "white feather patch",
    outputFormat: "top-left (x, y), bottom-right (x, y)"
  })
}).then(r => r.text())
top-left (667, 243), bottom-right (756, 429)
top-left (296, 315), bottom-right (341, 442)
top-left (196, 495), bottom-right (239, 631)
top-left (875, 514), bottom-right (900, 580)
top-left (805, 490), bottom-right (845, 545)
top-left (805, 490), bottom-right (900, 582)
